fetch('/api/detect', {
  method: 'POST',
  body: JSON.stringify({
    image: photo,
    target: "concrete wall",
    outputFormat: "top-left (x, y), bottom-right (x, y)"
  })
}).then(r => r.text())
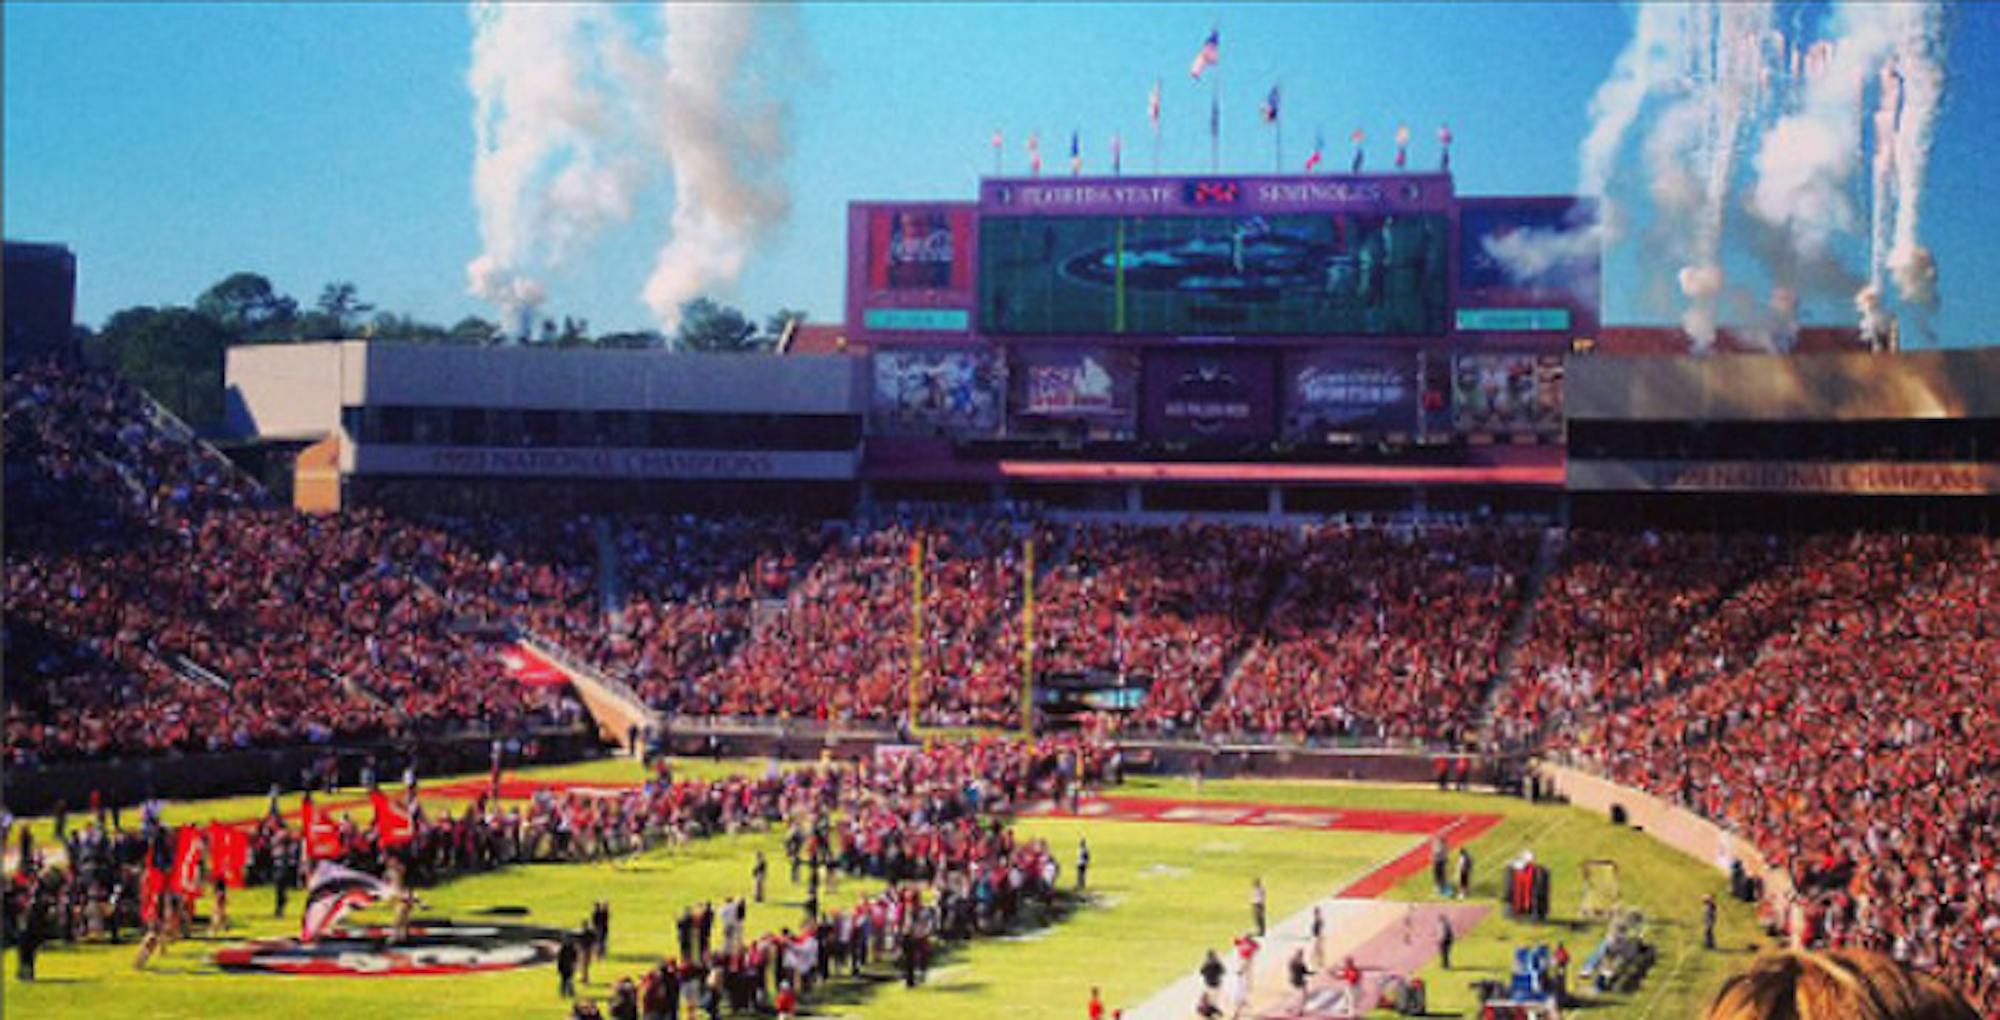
top-left (359, 344), bottom-right (865, 415)
top-left (1566, 347), bottom-right (2000, 422)
top-left (1541, 760), bottom-right (1795, 917)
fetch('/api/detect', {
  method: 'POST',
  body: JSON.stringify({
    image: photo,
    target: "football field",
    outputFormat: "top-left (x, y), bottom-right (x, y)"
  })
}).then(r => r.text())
top-left (2, 757), bottom-right (1766, 1019)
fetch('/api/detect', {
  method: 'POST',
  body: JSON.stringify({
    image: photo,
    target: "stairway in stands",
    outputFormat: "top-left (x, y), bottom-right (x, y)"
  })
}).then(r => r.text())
top-left (1473, 525), bottom-right (1561, 746)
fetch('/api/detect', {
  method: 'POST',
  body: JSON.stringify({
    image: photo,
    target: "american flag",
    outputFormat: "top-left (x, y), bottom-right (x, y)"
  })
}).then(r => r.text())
top-left (1190, 29), bottom-right (1219, 80)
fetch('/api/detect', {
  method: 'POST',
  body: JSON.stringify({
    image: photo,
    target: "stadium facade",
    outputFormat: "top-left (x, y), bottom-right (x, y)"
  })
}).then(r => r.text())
top-left (216, 172), bottom-right (1997, 530)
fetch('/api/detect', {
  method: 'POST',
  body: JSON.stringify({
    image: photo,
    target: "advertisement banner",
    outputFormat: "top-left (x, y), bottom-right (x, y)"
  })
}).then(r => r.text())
top-left (1451, 353), bottom-right (1564, 433)
top-left (847, 203), bottom-right (978, 340)
top-left (979, 174), bottom-right (1454, 216)
top-left (981, 213), bottom-right (1449, 337)
top-left (867, 206), bottom-right (973, 291)
top-left (1457, 198), bottom-right (1601, 329)
top-left (1141, 350), bottom-right (1277, 442)
top-left (1282, 350), bottom-right (1419, 438)
top-left (869, 348), bottom-right (1003, 436)
top-left (1009, 346), bottom-right (1139, 424)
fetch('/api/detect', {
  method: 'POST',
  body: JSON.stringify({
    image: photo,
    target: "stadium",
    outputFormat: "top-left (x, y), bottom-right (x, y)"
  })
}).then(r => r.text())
top-left (5, 5), bottom-right (1997, 1020)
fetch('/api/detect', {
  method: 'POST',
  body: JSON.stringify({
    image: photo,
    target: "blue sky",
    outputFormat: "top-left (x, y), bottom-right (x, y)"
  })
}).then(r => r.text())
top-left (6, 2), bottom-right (1996, 346)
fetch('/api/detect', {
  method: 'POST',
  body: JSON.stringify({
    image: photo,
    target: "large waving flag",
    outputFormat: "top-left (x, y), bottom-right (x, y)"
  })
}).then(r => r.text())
top-left (170, 825), bottom-right (206, 898)
top-left (370, 789), bottom-right (415, 849)
top-left (1260, 85), bottom-right (1280, 124)
top-left (1190, 29), bottom-right (1219, 80)
top-left (300, 792), bottom-right (345, 861)
top-left (301, 862), bottom-right (394, 942)
top-left (208, 823), bottom-right (250, 888)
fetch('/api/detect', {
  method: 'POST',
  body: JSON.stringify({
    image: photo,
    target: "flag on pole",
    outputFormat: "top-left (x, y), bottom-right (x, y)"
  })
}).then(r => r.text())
top-left (1210, 90), bottom-right (1220, 141)
top-left (1027, 132), bottom-right (1041, 176)
top-left (1395, 123), bottom-right (1410, 168)
top-left (1305, 129), bottom-right (1324, 172)
top-left (1350, 127), bottom-right (1365, 172)
top-left (370, 788), bottom-right (415, 849)
top-left (1190, 28), bottom-right (1219, 80)
top-left (301, 792), bottom-right (344, 861)
top-left (991, 129), bottom-right (1003, 151)
top-left (208, 823), bottom-right (250, 888)
top-left (1148, 79), bottom-right (1162, 126)
top-left (1260, 84), bottom-right (1280, 124)
top-left (1069, 131), bottom-right (1081, 176)
top-left (300, 862), bottom-right (394, 943)
top-left (170, 825), bottom-right (206, 898)
top-left (1111, 132), bottom-right (1123, 175)
top-left (1438, 123), bottom-right (1454, 171)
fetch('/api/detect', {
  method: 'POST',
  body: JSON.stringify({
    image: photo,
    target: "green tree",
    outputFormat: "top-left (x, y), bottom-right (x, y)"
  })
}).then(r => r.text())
top-left (674, 298), bottom-right (762, 353)
top-left (367, 312), bottom-right (447, 344)
top-left (763, 308), bottom-right (809, 344)
top-left (595, 329), bottom-right (666, 350)
top-left (195, 272), bottom-right (298, 341)
top-left (97, 306), bottom-right (230, 425)
top-left (311, 282), bottom-right (375, 337)
top-left (447, 316), bottom-right (502, 345)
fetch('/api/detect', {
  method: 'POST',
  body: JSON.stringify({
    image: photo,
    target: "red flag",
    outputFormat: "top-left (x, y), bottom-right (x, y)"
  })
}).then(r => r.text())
top-left (208, 823), bottom-right (250, 888)
top-left (301, 793), bottom-right (344, 861)
top-left (140, 860), bottom-right (167, 925)
top-left (170, 825), bottom-right (206, 898)
top-left (370, 789), bottom-right (415, 849)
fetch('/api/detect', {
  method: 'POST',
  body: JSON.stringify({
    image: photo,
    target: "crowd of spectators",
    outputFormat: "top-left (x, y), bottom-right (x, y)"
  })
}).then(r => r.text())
top-left (1207, 524), bottom-right (1537, 744)
top-left (1518, 532), bottom-right (1999, 1017)
top-left (4, 362), bottom-right (582, 765)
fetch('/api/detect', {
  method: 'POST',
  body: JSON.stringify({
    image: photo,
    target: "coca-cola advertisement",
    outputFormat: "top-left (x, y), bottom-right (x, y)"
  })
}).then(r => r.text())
top-left (1282, 350), bottom-right (1419, 438)
top-left (866, 206), bottom-right (973, 292)
top-left (1141, 350), bottom-right (1277, 442)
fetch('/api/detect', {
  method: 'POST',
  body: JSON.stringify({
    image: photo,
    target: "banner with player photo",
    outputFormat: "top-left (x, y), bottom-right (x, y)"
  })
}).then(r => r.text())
top-left (870, 348), bottom-right (1003, 436)
top-left (1451, 353), bottom-right (1564, 433)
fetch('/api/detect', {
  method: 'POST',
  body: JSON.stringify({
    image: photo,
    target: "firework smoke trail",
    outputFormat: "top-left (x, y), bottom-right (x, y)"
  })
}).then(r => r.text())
top-left (1886, 3), bottom-right (1944, 317)
top-left (466, 3), bottom-right (649, 338)
top-left (640, 4), bottom-right (799, 335)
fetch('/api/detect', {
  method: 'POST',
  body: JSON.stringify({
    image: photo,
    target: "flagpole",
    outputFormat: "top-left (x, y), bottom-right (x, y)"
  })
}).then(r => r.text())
top-left (1275, 105), bottom-right (1283, 173)
top-left (1211, 74), bottom-right (1221, 172)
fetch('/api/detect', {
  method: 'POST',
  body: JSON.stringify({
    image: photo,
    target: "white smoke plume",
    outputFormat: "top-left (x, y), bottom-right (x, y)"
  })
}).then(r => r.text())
top-left (465, 2), bottom-right (802, 339)
top-left (466, 3), bottom-right (651, 338)
top-left (641, 4), bottom-right (798, 335)
top-left (1886, 4), bottom-right (1945, 313)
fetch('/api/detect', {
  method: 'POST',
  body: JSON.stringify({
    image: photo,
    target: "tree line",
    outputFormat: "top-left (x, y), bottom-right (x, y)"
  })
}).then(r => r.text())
top-left (80, 272), bottom-right (810, 426)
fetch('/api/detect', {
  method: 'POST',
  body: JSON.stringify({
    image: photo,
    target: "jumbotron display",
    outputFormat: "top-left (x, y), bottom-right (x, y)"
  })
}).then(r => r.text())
top-left (978, 213), bottom-right (1450, 337)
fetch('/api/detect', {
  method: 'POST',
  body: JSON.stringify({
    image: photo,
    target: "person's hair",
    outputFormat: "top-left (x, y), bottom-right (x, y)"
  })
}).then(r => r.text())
top-left (1704, 949), bottom-right (1976, 1020)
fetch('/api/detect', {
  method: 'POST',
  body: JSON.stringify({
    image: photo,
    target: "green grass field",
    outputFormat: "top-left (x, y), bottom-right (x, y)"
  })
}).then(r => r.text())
top-left (2, 758), bottom-right (1769, 1019)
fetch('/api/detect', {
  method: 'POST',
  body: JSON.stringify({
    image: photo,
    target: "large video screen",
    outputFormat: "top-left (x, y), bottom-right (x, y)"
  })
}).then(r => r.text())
top-left (979, 214), bottom-right (1449, 337)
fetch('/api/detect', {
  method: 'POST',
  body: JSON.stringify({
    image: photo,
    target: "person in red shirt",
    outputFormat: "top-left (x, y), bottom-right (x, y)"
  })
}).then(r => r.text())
top-left (1087, 986), bottom-right (1106, 1020)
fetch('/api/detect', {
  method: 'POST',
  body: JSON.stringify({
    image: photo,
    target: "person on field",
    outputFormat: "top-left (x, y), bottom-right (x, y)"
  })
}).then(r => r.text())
top-left (558, 932), bottom-right (580, 998)
top-left (752, 851), bottom-right (768, 903)
top-left (1089, 985), bottom-right (1107, 1020)
top-left (1311, 904), bottom-right (1326, 968)
top-left (1289, 947), bottom-right (1312, 1010)
top-left (1437, 915), bottom-right (1455, 970)
top-left (1250, 878), bottom-right (1266, 936)
top-left (1200, 947), bottom-right (1226, 993)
